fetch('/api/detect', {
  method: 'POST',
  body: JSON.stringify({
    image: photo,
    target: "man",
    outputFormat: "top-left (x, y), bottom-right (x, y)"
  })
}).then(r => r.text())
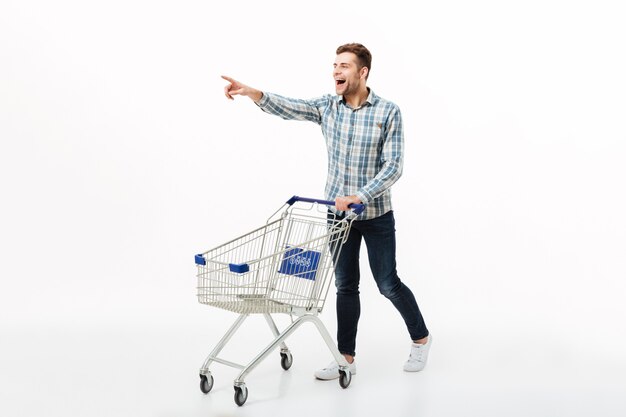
top-left (222, 43), bottom-right (431, 379)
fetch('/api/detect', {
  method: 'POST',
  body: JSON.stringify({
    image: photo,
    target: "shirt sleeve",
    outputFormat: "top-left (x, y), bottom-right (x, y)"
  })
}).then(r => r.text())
top-left (355, 106), bottom-right (404, 204)
top-left (256, 92), bottom-right (326, 125)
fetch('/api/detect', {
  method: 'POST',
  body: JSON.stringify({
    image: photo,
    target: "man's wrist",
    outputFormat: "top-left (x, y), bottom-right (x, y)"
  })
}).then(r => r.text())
top-left (355, 191), bottom-right (368, 205)
top-left (251, 90), bottom-right (264, 103)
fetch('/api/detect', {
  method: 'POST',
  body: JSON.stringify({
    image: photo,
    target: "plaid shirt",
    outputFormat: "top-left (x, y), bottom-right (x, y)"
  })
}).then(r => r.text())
top-left (256, 88), bottom-right (404, 220)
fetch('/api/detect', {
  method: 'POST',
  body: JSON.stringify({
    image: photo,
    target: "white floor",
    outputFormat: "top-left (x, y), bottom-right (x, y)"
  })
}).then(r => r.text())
top-left (3, 310), bottom-right (626, 417)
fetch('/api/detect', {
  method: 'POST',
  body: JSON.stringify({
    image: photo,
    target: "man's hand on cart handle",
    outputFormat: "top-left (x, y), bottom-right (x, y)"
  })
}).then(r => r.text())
top-left (222, 75), bottom-right (264, 103)
top-left (335, 195), bottom-right (362, 212)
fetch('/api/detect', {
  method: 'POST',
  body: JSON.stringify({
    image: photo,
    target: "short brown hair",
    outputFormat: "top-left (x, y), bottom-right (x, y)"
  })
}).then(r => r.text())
top-left (336, 43), bottom-right (372, 78)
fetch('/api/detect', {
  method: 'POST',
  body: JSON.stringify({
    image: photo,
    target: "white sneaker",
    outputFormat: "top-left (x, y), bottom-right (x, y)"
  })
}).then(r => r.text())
top-left (403, 335), bottom-right (432, 372)
top-left (314, 360), bottom-right (357, 380)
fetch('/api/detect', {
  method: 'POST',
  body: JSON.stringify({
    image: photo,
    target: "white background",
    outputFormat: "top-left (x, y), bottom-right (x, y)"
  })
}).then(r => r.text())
top-left (1, 0), bottom-right (626, 416)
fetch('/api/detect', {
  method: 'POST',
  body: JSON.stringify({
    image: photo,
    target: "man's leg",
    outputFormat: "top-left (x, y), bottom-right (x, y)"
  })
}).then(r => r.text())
top-left (361, 211), bottom-right (429, 342)
top-left (314, 224), bottom-right (362, 380)
top-left (334, 225), bottom-right (363, 359)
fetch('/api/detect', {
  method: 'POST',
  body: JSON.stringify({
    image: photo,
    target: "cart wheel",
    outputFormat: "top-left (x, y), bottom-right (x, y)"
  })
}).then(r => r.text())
top-left (200, 374), bottom-right (214, 394)
top-left (338, 369), bottom-right (352, 389)
top-left (234, 385), bottom-right (248, 406)
top-left (280, 352), bottom-right (293, 370)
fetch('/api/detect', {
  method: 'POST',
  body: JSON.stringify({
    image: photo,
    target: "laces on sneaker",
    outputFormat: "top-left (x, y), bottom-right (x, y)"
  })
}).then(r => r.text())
top-left (408, 344), bottom-right (426, 363)
top-left (404, 336), bottom-right (431, 372)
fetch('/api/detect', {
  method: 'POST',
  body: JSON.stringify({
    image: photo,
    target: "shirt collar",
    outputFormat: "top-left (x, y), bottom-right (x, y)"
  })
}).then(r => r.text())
top-left (338, 88), bottom-right (376, 109)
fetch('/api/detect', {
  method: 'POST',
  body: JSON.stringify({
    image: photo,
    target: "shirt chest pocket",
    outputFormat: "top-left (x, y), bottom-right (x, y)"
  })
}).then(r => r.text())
top-left (352, 120), bottom-right (385, 151)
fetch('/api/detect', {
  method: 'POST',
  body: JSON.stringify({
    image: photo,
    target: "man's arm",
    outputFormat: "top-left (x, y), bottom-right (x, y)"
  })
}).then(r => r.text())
top-left (355, 106), bottom-right (404, 204)
top-left (222, 75), bottom-right (326, 124)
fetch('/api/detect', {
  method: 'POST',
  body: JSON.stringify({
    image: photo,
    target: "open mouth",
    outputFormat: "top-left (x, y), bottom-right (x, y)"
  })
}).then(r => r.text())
top-left (335, 79), bottom-right (346, 86)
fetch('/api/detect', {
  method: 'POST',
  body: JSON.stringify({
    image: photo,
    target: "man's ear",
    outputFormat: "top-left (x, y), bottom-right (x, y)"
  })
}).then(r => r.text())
top-left (360, 66), bottom-right (369, 79)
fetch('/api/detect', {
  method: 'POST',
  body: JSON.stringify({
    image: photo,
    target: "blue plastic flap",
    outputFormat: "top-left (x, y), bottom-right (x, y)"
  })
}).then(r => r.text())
top-left (229, 263), bottom-right (249, 274)
top-left (195, 254), bottom-right (206, 266)
top-left (278, 247), bottom-right (321, 280)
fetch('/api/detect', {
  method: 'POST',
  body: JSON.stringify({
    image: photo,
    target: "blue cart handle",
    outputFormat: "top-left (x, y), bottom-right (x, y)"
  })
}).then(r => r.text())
top-left (286, 195), bottom-right (365, 215)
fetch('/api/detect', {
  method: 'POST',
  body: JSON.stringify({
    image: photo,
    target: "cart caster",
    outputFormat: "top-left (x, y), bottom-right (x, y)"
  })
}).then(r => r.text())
top-left (200, 374), bottom-right (214, 394)
top-left (280, 352), bottom-right (293, 370)
top-left (234, 385), bottom-right (248, 406)
top-left (338, 369), bottom-right (352, 389)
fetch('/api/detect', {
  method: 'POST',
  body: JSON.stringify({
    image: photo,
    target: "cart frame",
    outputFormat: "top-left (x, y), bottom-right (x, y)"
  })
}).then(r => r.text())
top-left (194, 196), bottom-right (364, 406)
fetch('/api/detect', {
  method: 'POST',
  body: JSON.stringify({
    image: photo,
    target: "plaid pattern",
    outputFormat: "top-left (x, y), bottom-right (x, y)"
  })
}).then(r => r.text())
top-left (256, 89), bottom-right (403, 220)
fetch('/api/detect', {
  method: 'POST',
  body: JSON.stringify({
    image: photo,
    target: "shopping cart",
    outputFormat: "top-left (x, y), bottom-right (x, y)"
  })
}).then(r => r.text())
top-left (194, 196), bottom-right (364, 406)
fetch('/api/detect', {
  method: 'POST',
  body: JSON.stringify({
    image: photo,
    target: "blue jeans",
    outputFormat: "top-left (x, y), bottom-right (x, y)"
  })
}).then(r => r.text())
top-left (333, 210), bottom-right (428, 357)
